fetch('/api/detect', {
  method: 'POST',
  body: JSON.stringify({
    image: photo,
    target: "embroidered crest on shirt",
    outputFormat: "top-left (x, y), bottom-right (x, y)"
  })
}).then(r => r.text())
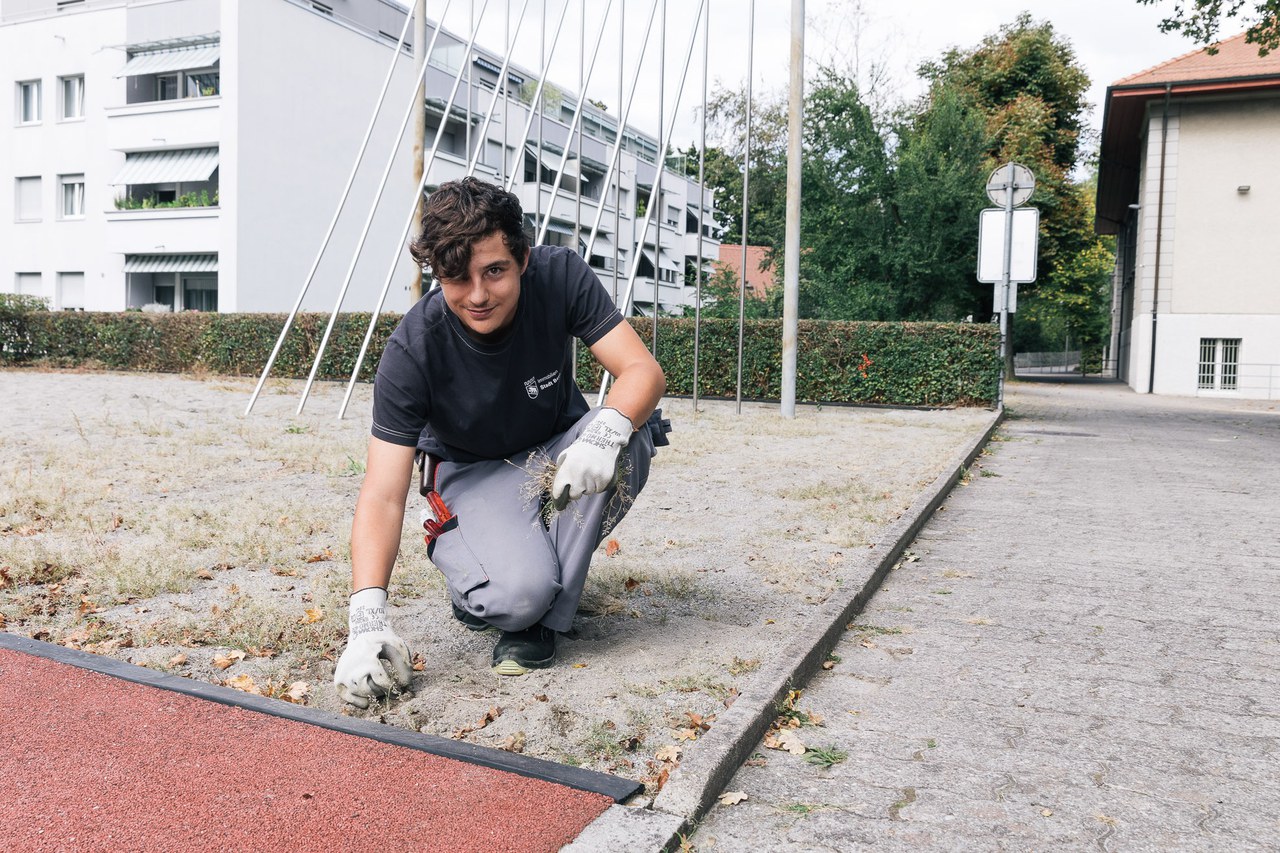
top-left (524, 376), bottom-right (539, 399)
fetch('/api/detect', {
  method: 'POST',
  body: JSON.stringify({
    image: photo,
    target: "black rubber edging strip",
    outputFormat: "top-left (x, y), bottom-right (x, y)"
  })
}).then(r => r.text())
top-left (0, 631), bottom-right (642, 803)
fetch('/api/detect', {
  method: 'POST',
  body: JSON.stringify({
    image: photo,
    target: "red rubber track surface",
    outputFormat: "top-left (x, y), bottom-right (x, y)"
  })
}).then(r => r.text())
top-left (0, 648), bottom-right (611, 852)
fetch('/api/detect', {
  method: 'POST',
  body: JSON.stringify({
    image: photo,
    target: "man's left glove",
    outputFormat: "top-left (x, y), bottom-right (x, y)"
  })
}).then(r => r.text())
top-left (552, 407), bottom-right (634, 508)
top-left (333, 587), bottom-right (413, 709)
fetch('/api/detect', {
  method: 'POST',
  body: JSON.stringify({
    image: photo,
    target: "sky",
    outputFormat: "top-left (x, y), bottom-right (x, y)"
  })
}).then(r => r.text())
top-left (410, 0), bottom-right (1216, 156)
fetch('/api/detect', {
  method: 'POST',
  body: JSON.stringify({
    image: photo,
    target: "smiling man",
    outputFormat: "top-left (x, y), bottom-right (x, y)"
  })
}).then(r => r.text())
top-left (333, 177), bottom-right (668, 707)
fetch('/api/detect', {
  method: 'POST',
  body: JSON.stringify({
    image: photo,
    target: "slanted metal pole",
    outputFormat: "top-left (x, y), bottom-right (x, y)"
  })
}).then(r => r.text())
top-left (781, 0), bottom-right (803, 418)
top-left (534, 0), bottom-right (617, 246)
top-left (466, 0), bottom-right (532, 174)
top-left (243, 6), bottom-right (415, 416)
top-left (736, 0), bottom-right (754, 414)
top-left (579, 0), bottom-right (663, 296)
top-left (693, 0), bottom-right (708, 412)
top-left (614, 0), bottom-right (624, 305)
top-left (297, 0), bottom-right (465, 415)
top-left (503, 0), bottom-right (571, 193)
top-left (330, 0), bottom-right (495, 417)
top-left (409, 0), bottom-right (428, 302)
top-left (595, 0), bottom-right (706, 404)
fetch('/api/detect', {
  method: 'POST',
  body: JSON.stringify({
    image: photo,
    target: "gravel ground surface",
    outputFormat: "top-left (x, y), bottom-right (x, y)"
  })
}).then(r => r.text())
top-left (0, 368), bottom-right (993, 794)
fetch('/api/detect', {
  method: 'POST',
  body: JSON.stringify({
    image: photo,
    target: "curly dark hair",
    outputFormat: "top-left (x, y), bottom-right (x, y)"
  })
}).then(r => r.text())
top-left (409, 177), bottom-right (530, 280)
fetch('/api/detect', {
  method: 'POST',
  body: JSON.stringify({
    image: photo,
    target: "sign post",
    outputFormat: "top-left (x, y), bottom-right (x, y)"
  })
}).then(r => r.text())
top-left (979, 163), bottom-right (1037, 408)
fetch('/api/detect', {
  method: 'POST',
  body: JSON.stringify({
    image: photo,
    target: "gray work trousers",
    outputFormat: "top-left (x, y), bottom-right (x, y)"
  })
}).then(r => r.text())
top-left (427, 407), bottom-right (658, 633)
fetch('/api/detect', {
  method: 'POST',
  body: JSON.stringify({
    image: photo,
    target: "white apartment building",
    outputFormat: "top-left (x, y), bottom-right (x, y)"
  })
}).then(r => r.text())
top-left (1, 0), bottom-right (719, 315)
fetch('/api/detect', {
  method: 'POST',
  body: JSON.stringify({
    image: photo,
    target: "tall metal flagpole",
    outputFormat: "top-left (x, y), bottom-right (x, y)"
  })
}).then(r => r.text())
top-left (781, 0), bottom-right (803, 418)
top-left (736, 0), bottom-right (755, 414)
top-left (652, 0), bottom-right (665, 355)
top-left (693, 0), bottom-right (708, 412)
top-left (614, 0), bottom-right (624, 305)
top-left (243, 6), bottom-right (416, 416)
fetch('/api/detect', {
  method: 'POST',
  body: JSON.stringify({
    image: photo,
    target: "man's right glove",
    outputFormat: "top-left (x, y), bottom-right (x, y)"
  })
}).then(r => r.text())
top-left (333, 587), bottom-right (413, 709)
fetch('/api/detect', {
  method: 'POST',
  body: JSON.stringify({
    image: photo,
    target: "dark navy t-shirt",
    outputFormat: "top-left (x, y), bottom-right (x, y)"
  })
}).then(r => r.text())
top-left (370, 245), bottom-right (623, 462)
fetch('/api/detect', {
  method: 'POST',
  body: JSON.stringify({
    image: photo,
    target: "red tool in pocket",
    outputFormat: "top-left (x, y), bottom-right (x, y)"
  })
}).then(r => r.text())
top-left (416, 452), bottom-right (454, 545)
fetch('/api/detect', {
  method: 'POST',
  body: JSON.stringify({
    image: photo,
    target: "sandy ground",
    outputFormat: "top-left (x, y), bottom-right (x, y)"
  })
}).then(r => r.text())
top-left (0, 368), bottom-right (992, 792)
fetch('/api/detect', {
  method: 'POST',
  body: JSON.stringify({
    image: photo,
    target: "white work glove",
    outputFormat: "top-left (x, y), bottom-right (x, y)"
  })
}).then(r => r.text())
top-left (552, 407), bottom-right (634, 508)
top-left (333, 587), bottom-right (413, 709)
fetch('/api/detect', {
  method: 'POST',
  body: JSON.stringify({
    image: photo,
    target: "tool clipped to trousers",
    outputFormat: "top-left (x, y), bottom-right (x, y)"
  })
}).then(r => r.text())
top-left (415, 451), bottom-right (454, 546)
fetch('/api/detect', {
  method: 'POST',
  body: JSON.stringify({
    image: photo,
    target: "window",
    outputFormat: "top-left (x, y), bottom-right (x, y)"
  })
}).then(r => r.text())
top-left (183, 275), bottom-right (218, 312)
top-left (57, 272), bottom-right (85, 311)
top-left (1198, 338), bottom-right (1241, 391)
top-left (15, 176), bottom-right (42, 221)
top-left (14, 272), bottom-right (42, 296)
top-left (59, 75), bottom-right (84, 119)
top-left (666, 205), bottom-right (680, 227)
top-left (59, 174), bottom-right (85, 218)
top-left (157, 74), bottom-right (180, 101)
top-left (18, 80), bottom-right (42, 124)
top-left (312, 1), bottom-right (333, 15)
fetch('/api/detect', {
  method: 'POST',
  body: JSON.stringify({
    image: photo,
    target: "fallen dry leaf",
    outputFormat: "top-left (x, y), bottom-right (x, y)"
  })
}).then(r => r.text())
top-left (572, 662), bottom-right (588, 669)
top-left (411, 653), bottom-right (426, 672)
top-left (453, 706), bottom-right (503, 739)
top-left (304, 547), bottom-right (335, 564)
top-left (674, 728), bottom-right (699, 742)
top-left (822, 660), bottom-right (836, 670)
top-left (196, 569), bottom-right (214, 580)
top-left (719, 791), bottom-right (749, 806)
top-left (299, 607), bottom-right (324, 624)
top-left (168, 653), bottom-right (188, 667)
top-left (280, 682), bottom-right (309, 704)
top-left (624, 577), bottom-right (640, 592)
top-left (764, 729), bottom-right (807, 755)
top-left (499, 731), bottom-right (526, 753)
top-left (213, 650), bottom-right (246, 670)
top-left (605, 539), bottom-right (621, 557)
top-left (224, 673), bottom-right (261, 695)
top-left (655, 744), bottom-right (681, 763)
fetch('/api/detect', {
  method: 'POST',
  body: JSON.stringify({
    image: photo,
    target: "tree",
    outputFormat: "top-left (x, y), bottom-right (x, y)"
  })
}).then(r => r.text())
top-left (1136, 0), bottom-right (1280, 55)
top-left (887, 83), bottom-right (991, 320)
top-left (921, 14), bottom-right (1105, 372)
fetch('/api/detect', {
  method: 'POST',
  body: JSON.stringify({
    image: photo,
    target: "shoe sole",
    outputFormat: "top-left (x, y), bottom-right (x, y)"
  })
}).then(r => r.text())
top-left (491, 655), bottom-right (555, 676)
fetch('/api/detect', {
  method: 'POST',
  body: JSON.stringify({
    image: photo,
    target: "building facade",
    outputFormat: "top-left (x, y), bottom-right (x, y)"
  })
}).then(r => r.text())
top-left (1096, 34), bottom-right (1280, 399)
top-left (1, 0), bottom-right (719, 316)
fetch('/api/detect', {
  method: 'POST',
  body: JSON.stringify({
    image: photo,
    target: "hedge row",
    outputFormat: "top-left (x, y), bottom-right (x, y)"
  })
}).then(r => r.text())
top-left (1, 297), bottom-right (1000, 406)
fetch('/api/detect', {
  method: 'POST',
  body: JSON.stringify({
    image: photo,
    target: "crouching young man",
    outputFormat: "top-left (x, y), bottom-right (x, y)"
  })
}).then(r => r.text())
top-left (334, 177), bottom-right (668, 708)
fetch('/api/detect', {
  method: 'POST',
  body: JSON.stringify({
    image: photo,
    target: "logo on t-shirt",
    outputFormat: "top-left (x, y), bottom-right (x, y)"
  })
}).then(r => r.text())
top-left (524, 376), bottom-right (539, 399)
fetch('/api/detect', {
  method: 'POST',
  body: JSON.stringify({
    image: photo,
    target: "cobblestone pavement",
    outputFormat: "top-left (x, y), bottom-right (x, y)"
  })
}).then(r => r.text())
top-left (692, 380), bottom-right (1280, 851)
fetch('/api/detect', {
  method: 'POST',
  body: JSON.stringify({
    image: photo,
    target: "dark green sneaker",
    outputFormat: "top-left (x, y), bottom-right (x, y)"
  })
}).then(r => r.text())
top-left (451, 602), bottom-right (490, 632)
top-left (491, 625), bottom-right (557, 676)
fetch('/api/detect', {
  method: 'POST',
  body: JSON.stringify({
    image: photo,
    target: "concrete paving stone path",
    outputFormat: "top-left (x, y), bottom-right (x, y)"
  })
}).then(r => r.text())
top-left (691, 379), bottom-right (1280, 851)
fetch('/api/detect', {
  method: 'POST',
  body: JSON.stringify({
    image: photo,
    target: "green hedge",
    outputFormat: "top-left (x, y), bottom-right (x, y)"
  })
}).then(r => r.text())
top-left (1, 297), bottom-right (999, 406)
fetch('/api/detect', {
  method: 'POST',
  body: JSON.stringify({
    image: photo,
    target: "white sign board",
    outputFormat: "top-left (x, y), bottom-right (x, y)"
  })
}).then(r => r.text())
top-left (977, 207), bottom-right (1039, 284)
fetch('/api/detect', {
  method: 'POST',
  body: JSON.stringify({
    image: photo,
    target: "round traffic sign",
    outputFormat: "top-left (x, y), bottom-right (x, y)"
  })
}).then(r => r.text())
top-left (986, 163), bottom-right (1035, 207)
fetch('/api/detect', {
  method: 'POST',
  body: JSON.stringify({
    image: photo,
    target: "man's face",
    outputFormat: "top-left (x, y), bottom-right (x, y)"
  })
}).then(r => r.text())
top-left (437, 231), bottom-right (527, 340)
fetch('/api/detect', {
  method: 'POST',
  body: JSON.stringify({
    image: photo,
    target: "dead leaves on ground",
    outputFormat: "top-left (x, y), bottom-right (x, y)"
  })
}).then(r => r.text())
top-left (221, 673), bottom-right (310, 705)
top-left (452, 705), bottom-right (503, 739)
top-left (719, 790), bottom-right (749, 806)
top-left (763, 689), bottom-right (826, 759)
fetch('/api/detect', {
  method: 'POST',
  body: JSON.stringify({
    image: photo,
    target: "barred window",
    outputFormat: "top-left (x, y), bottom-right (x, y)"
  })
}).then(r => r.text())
top-left (1198, 338), bottom-right (1241, 391)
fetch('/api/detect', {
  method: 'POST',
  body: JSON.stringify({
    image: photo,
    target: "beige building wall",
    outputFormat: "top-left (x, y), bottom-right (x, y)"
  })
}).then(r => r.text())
top-left (1171, 96), bottom-right (1280, 316)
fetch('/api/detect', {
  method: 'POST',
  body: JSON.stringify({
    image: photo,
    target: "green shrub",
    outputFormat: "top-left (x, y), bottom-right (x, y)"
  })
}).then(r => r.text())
top-left (1, 311), bottom-right (999, 406)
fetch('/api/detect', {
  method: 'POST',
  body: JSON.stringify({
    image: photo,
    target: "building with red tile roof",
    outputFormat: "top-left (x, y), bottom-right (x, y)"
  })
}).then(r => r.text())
top-left (1095, 32), bottom-right (1280, 398)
